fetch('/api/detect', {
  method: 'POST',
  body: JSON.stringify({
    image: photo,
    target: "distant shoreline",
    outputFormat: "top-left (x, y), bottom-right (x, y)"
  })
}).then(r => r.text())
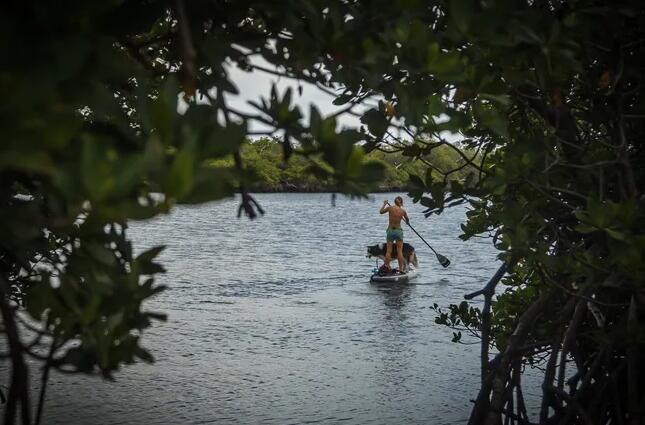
top-left (248, 185), bottom-right (410, 194)
top-left (210, 138), bottom-right (475, 196)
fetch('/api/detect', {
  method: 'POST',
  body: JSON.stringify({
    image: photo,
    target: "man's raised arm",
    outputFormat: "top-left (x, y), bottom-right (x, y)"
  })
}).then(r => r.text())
top-left (379, 200), bottom-right (390, 214)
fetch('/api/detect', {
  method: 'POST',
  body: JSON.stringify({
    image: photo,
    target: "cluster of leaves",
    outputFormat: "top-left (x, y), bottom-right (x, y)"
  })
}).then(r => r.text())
top-left (431, 301), bottom-right (482, 343)
top-left (326, 1), bottom-right (644, 423)
top-left (0, 1), bottom-right (416, 423)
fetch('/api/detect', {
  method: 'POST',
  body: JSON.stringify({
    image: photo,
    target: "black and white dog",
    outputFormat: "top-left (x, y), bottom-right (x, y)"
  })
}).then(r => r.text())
top-left (366, 243), bottom-right (418, 271)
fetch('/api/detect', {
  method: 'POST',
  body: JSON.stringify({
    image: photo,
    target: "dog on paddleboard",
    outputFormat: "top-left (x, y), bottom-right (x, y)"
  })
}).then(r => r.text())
top-left (366, 243), bottom-right (418, 272)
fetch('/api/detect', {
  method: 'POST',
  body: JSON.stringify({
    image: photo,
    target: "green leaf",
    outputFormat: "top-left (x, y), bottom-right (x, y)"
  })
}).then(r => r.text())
top-left (166, 149), bottom-right (194, 198)
top-left (427, 95), bottom-right (445, 116)
top-left (402, 144), bottom-right (421, 157)
top-left (346, 146), bottom-right (365, 177)
top-left (605, 228), bottom-right (626, 241)
top-left (408, 174), bottom-right (426, 189)
top-left (575, 223), bottom-right (597, 234)
top-left (26, 283), bottom-right (57, 319)
top-left (145, 312), bottom-right (168, 322)
top-left (479, 94), bottom-right (512, 107)
top-left (81, 137), bottom-right (115, 201)
top-left (136, 246), bottom-right (166, 263)
top-left (358, 160), bottom-right (386, 183)
top-left (475, 103), bottom-right (509, 138)
top-left (134, 346), bottom-right (155, 363)
top-left (0, 150), bottom-right (56, 175)
top-left (180, 166), bottom-right (235, 204)
top-left (450, 0), bottom-right (473, 33)
top-left (333, 92), bottom-right (353, 105)
top-left (201, 121), bottom-right (247, 159)
top-left (113, 154), bottom-right (147, 198)
top-left (86, 242), bottom-right (117, 267)
top-left (360, 109), bottom-right (388, 138)
top-left (150, 78), bottom-right (179, 145)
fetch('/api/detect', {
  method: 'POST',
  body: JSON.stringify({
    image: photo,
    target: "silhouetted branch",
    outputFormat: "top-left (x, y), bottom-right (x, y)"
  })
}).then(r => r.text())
top-left (173, 0), bottom-right (197, 95)
top-left (35, 339), bottom-right (58, 425)
top-left (465, 263), bottom-right (508, 301)
top-left (627, 297), bottom-right (639, 425)
top-left (0, 278), bottom-right (31, 425)
top-left (558, 300), bottom-right (587, 390)
top-left (485, 291), bottom-right (552, 425)
top-left (539, 298), bottom-right (576, 422)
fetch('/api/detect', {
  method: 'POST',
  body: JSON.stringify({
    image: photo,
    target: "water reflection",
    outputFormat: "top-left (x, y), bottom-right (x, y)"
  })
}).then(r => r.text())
top-left (371, 282), bottom-right (416, 408)
top-left (373, 282), bottom-right (413, 312)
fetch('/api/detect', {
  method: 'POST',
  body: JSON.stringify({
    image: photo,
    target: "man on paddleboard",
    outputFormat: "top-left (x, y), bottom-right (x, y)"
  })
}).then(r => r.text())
top-left (379, 196), bottom-right (410, 273)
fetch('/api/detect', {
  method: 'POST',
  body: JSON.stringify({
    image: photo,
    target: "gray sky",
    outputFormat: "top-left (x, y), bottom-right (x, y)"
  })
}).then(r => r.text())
top-left (180, 57), bottom-right (367, 134)
top-left (227, 60), bottom-right (366, 131)
top-left (180, 58), bottom-right (459, 143)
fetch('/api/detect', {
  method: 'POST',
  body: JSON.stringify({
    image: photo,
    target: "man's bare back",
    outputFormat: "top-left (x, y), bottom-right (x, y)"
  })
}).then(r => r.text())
top-left (380, 200), bottom-right (409, 228)
top-left (386, 204), bottom-right (407, 228)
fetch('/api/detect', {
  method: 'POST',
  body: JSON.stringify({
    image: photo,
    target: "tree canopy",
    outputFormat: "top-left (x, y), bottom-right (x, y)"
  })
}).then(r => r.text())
top-left (209, 137), bottom-right (475, 192)
top-left (2, 1), bottom-right (645, 424)
top-left (1, 2), bottom-right (389, 423)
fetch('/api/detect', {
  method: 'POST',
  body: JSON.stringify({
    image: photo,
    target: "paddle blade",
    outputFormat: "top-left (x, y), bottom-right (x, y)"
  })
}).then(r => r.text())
top-left (437, 253), bottom-right (450, 268)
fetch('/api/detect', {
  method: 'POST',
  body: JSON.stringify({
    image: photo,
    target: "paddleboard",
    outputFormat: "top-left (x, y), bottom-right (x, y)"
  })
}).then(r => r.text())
top-left (370, 268), bottom-right (419, 283)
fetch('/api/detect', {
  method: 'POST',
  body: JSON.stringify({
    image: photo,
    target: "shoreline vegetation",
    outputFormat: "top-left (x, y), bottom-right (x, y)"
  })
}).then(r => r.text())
top-left (212, 137), bottom-right (477, 193)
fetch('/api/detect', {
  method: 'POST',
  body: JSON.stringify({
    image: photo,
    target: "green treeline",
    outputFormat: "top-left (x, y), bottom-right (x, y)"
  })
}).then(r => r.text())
top-left (211, 137), bottom-right (476, 192)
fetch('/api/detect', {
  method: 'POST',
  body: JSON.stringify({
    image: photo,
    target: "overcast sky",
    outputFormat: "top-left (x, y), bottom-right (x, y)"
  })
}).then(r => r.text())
top-left (180, 57), bottom-right (367, 134)
top-left (229, 61), bottom-right (366, 130)
top-left (180, 58), bottom-right (458, 143)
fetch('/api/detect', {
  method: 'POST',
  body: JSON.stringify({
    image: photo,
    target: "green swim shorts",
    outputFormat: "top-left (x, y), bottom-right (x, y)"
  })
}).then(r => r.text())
top-left (386, 227), bottom-right (403, 242)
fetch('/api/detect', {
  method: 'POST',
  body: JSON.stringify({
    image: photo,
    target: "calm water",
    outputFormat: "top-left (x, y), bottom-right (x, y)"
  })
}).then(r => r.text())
top-left (36, 193), bottom-right (502, 424)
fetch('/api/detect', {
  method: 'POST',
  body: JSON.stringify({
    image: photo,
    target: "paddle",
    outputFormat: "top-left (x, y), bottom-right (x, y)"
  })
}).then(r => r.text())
top-left (405, 221), bottom-right (451, 268)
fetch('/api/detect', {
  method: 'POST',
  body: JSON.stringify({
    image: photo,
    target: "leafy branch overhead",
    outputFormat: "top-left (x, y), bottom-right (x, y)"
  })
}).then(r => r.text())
top-left (338, 2), bottom-right (645, 424)
top-left (0, 2), bottom-right (399, 423)
top-left (2, 1), bottom-right (645, 425)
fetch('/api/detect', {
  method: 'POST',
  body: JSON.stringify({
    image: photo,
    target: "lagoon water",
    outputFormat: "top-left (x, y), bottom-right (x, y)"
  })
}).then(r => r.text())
top-left (40, 193), bottom-right (501, 424)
